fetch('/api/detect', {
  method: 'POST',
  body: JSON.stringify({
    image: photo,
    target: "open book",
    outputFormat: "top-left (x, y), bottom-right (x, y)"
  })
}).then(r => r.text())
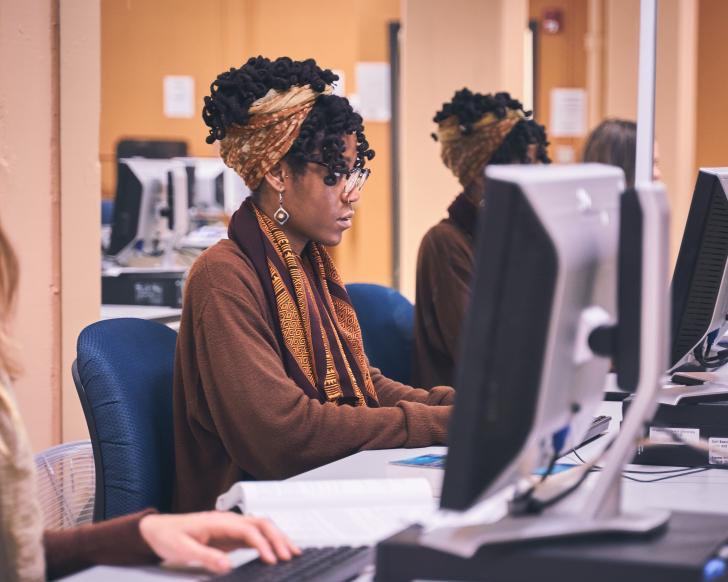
top-left (216, 478), bottom-right (435, 547)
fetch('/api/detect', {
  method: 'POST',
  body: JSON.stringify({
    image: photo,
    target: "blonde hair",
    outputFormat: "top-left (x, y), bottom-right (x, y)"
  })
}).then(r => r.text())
top-left (0, 220), bottom-right (21, 380)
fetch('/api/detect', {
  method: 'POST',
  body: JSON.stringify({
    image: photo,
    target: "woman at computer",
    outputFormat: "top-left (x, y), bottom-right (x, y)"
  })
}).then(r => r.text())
top-left (413, 89), bottom-right (550, 389)
top-left (172, 56), bottom-right (454, 513)
top-left (0, 222), bottom-right (299, 580)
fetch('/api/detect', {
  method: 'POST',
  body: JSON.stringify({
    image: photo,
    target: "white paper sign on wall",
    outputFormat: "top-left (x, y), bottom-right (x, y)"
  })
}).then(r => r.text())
top-left (550, 88), bottom-right (587, 137)
top-left (163, 75), bottom-right (195, 119)
top-left (355, 62), bottom-right (391, 122)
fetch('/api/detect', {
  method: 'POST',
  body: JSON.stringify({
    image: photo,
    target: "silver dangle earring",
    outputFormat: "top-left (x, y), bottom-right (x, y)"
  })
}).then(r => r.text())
top-left (273, 189), bottom-right (290, 226)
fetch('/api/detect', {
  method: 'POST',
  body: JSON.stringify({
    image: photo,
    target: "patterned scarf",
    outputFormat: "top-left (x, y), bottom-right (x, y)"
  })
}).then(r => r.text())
top-left (228, 199), bottom-right (379, 407)
top-left (436, 109), bottom-right (523, 189)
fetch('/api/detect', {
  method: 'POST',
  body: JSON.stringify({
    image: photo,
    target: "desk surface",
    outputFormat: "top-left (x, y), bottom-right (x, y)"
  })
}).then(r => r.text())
top-left (100, 304), bottom-right (182, 330)
top-left (61, 402), bottom-right (728, 581)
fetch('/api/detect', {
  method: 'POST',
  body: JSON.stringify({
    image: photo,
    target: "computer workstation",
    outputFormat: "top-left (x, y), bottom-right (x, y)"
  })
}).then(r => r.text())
top-left (66, 161), bottom-right (728, 582)
top-left (629, 167), bottom-right (728, 468)
top-left (102, 150), bottom-right (250, 309)
top-left (376, 164), bottom-right (728, 581)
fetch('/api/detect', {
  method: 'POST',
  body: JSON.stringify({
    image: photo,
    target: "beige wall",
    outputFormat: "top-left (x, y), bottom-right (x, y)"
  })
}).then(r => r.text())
top-left (398, 0), bottom-right (527, 299)
top-left (100, 0), bottom-right (398, 286)
top-left (0, 0), bottom-right (100, 450)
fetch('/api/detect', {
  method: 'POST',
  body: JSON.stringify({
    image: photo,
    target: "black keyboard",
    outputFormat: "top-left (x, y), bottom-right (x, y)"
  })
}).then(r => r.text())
top-left (212, 546), bottom-right (373, 582)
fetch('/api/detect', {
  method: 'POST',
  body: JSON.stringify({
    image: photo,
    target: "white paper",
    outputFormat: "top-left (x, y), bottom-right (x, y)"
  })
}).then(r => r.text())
top-left (216, 478), bottom-right (434, 547)
top-left (709, 437), bottom-right (728, 464)
top-left (648, 426), bottom-right (700, 446)
top-left (355, 62), bottom-right (391, 122)
top-left (163, 75), bottom-right (195, 118)
top-left (550, 88), bottom-right (586, 137)
top-left (259, 505), bottom-right (435, 547)
top-left (330, 69), bottom-right (346, 97)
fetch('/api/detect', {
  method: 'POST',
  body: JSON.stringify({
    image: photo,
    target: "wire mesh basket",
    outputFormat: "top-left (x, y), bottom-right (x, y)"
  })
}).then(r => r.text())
top-left (34, 440), bottom-right (95, 530)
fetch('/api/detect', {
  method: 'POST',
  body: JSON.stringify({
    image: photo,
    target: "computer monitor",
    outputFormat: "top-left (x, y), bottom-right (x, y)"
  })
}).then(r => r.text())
top-left (116, 138), bottom-right (187, 160)
top-left (106, 158), bottom-right (189, 264)
top-left (425, 164), bottom-right (669, 553)
top-left (670, 168), bottom-right (728, 372)
top-left (440, 164), bottom-right (622, 512)
top-left (176, 157), bottom-right (250, 214)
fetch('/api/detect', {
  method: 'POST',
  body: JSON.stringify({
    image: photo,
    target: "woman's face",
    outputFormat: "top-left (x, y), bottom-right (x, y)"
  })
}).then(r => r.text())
top-left (279, 134), bottom-right (362, 252)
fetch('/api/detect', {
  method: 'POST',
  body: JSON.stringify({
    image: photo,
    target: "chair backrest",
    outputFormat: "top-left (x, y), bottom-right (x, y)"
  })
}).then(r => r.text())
top-left (35, 440), bottom-right (95, 530)
top-left (345, 283), bottom-right (414, 385)
top-left (72, 318), bottom-right (177, 521)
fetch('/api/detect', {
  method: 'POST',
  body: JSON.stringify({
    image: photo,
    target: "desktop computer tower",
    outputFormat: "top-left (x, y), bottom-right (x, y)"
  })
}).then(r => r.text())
top-left (625, 396), bottom-right (728, 467)
top-left (102, 270), bottom-right (185, 308)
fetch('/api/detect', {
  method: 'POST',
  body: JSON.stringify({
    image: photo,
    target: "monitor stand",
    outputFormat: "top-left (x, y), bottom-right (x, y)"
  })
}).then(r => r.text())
top-left (663, 358), bottom-right (728, 404)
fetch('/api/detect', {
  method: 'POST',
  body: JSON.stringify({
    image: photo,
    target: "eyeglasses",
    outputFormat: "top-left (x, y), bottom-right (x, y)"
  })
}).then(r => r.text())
top-left (307, 161), bottom-right (371, 196)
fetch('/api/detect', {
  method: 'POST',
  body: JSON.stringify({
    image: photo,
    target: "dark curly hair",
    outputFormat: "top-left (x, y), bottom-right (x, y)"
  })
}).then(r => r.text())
top-left (432, 89), bottom-right (550, 164)
top-left (203, 56), bottom-right (374, 187)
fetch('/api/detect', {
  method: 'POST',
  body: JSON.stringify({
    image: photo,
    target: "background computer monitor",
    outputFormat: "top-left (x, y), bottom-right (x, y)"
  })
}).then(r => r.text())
top-left (670, 168), bottom-right (728, 371)
top-left (440, 164), bottom-right (623, 512)
top-left (176, 157), bottom-right (250, 213)
top-left (106, 158), bottom-right (189, 263)
top-left (116, 138), bottom-right (188, 160)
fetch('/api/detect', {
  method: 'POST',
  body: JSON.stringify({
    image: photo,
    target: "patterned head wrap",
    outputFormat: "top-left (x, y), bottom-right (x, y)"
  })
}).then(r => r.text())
top-left (436, 109), bottom-right (524, 188)
top-left (219, 84), bottom-right (334, 190)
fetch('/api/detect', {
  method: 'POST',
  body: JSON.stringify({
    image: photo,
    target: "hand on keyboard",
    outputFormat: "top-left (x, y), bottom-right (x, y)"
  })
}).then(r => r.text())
top-left (139, 512), bottom-right (300, 574)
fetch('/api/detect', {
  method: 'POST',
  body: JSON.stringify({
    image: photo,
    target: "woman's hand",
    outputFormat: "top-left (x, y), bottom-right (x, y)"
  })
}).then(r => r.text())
top-left (139, 511), bottom-right (301, 574)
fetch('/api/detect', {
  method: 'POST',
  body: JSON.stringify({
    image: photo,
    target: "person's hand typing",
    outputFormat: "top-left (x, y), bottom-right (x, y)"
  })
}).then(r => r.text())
top-left (139, 511), bottom-right (301, 574)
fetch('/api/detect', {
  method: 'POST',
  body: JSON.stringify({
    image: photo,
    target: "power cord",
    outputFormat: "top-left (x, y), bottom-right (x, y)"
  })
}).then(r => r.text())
top-left (570, 448), bottom-right (715, 483)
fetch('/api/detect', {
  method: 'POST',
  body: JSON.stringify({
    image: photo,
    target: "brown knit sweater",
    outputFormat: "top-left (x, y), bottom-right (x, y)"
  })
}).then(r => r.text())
top-left (413, 218), bottom-right (474, 388)
top-left (44, 510), bottom-right (158, 579)
top-left (172, 240), bottom-right (454, 513)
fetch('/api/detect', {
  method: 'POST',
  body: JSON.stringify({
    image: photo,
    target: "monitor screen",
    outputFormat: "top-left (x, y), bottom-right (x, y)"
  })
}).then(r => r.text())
top-left (440, 164), bottom-right (623, 512)
top-left (106, 158), bottom-right (188, 262)
top-left (176, 157), bottom-right (250, 214)
top-left (670, 168), bottom-right (728, 371)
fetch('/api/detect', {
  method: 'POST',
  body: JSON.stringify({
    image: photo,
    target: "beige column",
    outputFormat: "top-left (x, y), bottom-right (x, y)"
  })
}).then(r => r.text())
top-left (0, 0), bottom-right (62, 450)
top-left (585, 0), bottom-right (605, 130)
top-left (602, 0), bottom-right (698, 263)
top-left (655, 0), bottom-right (697, 261)
top-left (399, 0), bottom-right (527, 300)
top-left (0, 0), bottom-right (101, 449)
top-left (60, 0), bottom-right (101, 442)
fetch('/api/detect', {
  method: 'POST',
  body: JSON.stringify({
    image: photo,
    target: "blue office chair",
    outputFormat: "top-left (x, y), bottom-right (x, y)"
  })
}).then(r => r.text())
top-left (101, 199), bottom-right (114, 226)
top-left (345, 283), bottom-right (414, 385)
top-left (72, 318), bottom-right (177, 521)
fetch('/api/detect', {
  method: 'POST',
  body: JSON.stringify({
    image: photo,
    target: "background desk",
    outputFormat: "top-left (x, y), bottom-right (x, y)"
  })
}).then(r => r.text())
top-left (60, 401), bottom-right (728, 581)
top-left (100, 304), bottom-right (182, 330)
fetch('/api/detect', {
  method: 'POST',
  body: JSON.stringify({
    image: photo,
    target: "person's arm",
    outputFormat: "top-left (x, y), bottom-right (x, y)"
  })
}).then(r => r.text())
top-left (190, 282), bottom-right (450, 481)
top-left (369, 366), bottom-right (455, 407)
top-left (44, 510), bottom-right (299, 579)
top-left (44, 510), bottom-right (158, 580)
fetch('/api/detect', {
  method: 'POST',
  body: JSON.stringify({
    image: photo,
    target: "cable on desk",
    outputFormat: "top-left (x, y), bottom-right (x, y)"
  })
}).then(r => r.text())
top-left (571, 449), bottom-right (719, 483)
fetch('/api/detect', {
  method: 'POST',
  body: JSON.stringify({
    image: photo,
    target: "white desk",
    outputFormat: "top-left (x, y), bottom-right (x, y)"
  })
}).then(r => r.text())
top-left (101, 304), bottom-right (182, 330)
top-left (61, 401), bottom-right (728, 581)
